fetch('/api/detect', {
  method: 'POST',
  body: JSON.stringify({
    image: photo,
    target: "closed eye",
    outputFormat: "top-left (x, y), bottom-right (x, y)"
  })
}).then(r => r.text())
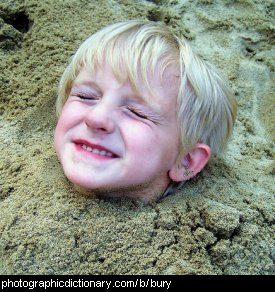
top-left (128, 106), bottom-right (164, 125)
top-left (75, 94), bottom-right (99, 100)
top-left (127, 106), bottom-right (149, 120)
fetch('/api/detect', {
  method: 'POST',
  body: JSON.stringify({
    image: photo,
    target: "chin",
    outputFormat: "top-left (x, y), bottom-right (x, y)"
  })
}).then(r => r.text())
top-left (63, 169), bottom-right (89, 188)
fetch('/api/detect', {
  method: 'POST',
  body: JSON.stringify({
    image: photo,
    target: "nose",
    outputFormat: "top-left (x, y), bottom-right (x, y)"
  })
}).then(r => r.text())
top-left (84, 101), bottom-right (115, 134)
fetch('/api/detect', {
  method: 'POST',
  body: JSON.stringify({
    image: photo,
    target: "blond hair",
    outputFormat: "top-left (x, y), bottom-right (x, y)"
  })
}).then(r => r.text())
top-left (56, 19), bottom-right (237, 159)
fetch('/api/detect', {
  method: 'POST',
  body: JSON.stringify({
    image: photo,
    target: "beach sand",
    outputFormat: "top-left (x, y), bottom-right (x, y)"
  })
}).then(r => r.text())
top-left (0, 0), bottom-right (274, 274)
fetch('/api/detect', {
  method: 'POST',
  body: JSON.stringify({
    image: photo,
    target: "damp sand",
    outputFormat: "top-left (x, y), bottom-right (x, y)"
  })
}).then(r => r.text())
top-left (0, 0), bottom-right (274, 274)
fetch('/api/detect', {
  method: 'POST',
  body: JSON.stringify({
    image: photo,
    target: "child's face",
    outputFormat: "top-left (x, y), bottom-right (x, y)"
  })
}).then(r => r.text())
top-left (54, 63), bottom-right (181, 201)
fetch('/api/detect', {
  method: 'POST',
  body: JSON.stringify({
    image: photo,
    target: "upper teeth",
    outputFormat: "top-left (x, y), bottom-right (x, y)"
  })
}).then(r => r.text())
top-left (81, 144), bottom-right (114, 157)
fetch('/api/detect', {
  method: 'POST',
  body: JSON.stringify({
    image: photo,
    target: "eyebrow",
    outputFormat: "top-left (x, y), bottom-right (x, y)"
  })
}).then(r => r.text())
top-left (72, 80), bottom-right (102, 92)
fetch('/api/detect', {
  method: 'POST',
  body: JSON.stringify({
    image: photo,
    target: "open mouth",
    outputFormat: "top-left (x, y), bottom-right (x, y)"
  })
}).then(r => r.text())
top-left (73, 139), bottom-right (119, 159)
top-left (80, 144), bottom-right (116, 157)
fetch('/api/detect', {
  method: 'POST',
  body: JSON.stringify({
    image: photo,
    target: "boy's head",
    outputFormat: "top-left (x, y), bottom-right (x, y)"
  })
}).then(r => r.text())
top-left (54, 20), bottom-right (237, 202)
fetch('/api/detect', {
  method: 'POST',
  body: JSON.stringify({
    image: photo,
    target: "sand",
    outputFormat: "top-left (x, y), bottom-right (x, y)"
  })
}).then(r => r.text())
top-left (0, 0), bottom-right (274, 275)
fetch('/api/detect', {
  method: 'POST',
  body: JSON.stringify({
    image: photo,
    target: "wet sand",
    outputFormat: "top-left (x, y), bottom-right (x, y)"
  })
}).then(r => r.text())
top-left (0, 0), bottom-right (274, 274)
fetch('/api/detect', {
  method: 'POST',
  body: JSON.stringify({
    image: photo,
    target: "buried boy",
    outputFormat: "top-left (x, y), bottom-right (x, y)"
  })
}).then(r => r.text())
top-left (54, 20), bottom-right (237, 203)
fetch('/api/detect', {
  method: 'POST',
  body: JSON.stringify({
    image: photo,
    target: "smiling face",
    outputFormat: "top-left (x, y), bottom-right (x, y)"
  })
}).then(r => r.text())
top-left (54, 63), bottom-right (181, 202)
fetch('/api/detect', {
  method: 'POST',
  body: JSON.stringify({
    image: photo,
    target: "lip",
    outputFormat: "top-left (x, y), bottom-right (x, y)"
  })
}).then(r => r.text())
top-left (73, 139), bottom-right (119, 158)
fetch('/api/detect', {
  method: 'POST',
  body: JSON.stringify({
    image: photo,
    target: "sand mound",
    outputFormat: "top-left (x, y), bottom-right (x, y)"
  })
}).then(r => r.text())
top-left (0, 0), bottom-right (274, 274)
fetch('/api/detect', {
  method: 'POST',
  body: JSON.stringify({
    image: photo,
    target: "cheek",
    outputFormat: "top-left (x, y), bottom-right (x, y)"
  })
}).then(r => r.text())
top-left (55, 114), bottom-right (72, 135)
top-left (123, 121), bottom-right (180, 168)
top-left (54, 104), bottom-right (82, 151)
top-left (54, 114), bottom-right (70, 150)
top-left (54, 117), bottom-right (66, 157)
top-left (56, 102), bottom-right (84, 134)
top-left (122, 122), bottom-right (160, 156)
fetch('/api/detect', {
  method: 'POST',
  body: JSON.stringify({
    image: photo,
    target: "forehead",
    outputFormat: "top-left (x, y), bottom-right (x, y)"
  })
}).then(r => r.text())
top-left (144, 64), bottom-right (179, 109)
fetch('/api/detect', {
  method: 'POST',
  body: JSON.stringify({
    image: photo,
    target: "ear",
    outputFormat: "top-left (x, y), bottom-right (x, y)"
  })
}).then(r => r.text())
top-left (168, 143), bottom-right (211, 182)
